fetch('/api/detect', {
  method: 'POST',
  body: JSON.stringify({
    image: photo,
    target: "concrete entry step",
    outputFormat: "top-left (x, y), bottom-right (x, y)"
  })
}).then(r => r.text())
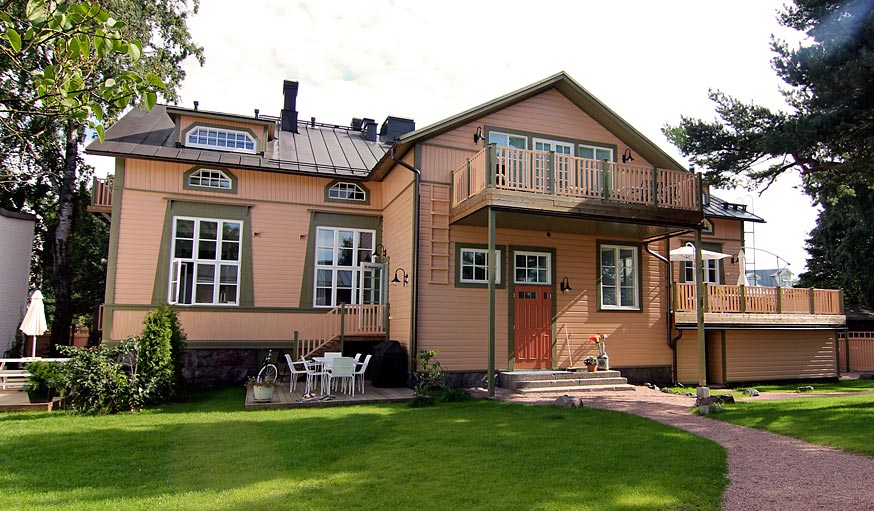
top-left (515, 384), bottom-right (636, 394)
top-left (514, 377), bottom-right (630, 390)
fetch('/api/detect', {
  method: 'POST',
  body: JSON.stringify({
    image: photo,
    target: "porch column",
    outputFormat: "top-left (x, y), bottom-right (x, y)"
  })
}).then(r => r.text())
top-left (695, 229), bottom-right (707, 386)
top-left (488, 207), bottom-right (496, 397)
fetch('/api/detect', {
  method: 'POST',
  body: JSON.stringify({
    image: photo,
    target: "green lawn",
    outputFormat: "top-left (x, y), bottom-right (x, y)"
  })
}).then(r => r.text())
top-left (747, 379), bottom-right (874, 393)
top-left (710, 394), bottom-right (874, 456)
top-left (0, 388), bottom-right (727, 511)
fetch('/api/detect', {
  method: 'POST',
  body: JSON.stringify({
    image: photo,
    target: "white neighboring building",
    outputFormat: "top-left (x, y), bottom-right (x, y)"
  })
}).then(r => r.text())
top-left (0, 208), bottom-right (36, 356)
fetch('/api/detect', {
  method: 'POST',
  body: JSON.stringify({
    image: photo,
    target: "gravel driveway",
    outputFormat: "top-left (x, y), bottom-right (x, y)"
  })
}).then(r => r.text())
top-left (471, 386), bottom-right (874, 511)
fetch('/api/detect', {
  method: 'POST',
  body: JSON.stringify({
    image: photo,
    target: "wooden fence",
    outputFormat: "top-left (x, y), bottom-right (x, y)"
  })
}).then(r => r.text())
top-left (838, 332), bottom-right (874, 372)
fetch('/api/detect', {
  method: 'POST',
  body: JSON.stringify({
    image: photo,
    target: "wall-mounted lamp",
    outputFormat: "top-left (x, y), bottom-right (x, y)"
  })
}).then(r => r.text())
top-left (473, 126), bottom-right (485, 145)
top-left (622, 148), bottom-right (634, 164)
top-left (560, 276), bottom-right (572, 293)
top-left (372, 243), bottom-right (387, 260)
top-left (391, 268), bottom-right (409, 287)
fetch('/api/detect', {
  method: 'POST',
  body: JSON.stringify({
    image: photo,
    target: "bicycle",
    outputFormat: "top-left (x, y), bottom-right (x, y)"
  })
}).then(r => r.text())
top-left (257, 350), bottom-right (278, 385)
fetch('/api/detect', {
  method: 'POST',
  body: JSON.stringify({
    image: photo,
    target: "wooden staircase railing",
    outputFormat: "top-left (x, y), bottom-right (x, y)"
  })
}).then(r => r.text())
top-left (294, 303), bottom-right (387, 359)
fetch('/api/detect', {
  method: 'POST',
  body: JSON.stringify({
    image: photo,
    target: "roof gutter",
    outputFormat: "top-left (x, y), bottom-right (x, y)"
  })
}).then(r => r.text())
top-left (390, 143), bottom-right (421, 372)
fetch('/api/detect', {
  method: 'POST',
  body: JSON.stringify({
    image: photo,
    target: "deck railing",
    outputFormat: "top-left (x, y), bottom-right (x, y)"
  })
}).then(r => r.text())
top-left (294, 303), bottom-right (387, 359)
top-left (674, 283), bottom-right (843, 315)
top-left (450, 145), bottom-right (699, 210)
top-left (91, 177), bottom-right (113, 208)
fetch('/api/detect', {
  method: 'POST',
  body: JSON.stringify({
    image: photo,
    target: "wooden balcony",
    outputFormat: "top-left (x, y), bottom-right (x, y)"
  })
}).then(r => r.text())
top-left (87, 177), bottom-right (113, 222)
top-left (450, 145), bottom-right (702, 229)
top-left (673, 283), bottom-right (846, 329)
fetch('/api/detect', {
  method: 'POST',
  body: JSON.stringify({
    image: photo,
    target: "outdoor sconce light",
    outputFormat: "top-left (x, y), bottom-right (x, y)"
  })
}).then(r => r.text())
top-left (473, 126), bottom-right (485, 144)
top-left (372, 243), bottom-right (387, 260)
top-left (622, 148), bottom-right (634, 164)
top-left (391, 268), bottom-right (409, 287)
top-left (560, 276), bottom-right (572, 293)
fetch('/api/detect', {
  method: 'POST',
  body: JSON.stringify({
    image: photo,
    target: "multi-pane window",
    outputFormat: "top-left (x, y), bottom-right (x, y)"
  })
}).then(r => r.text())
top-left (579, 144), bottom-right (613, 161)
top-left (328, 182), bottom-right (366, 201)
top-left (684, 260), bottom-right (720, 284)
top-left (314, 227), bottom-right (375, 307)
top-left (185, 127), bottom-right (256, 153)
top-left (188, 169), bottom-right (232, 190)
top-left (514, 251), bottom-right (551, 284)
top-left (459, 248), bottom-right (501, 284)
top-left (600, 245), bottom-right (638, 309)
top-left (488, 132), bottom-right (527, 149)
top-left (169, 217), bottom-right (241, 305)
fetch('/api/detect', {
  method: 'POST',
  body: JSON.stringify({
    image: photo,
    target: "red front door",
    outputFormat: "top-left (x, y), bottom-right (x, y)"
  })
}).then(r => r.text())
top-left (514, 285), bottom-right (553, 369)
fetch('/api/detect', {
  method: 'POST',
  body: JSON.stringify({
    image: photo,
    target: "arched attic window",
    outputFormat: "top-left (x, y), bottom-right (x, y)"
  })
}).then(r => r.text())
top-left (326, 181), bottom-right (368, 203)
top-left (184, 168), bottom-right (237, 193)
top-left (185, 126), bottom-right (256, 153)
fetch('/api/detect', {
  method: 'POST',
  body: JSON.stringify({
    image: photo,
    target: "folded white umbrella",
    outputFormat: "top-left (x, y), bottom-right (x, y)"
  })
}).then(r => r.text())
top-left (736, 250), bottom-right (750, 286)
top-left (669, 243), bottom-right (732, 262)
top-left (19, 290), bottom-right (48, 357)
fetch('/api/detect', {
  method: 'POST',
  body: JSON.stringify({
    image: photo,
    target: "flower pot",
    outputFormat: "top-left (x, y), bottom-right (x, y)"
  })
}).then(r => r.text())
top-left (586, 364), bottom-right (597, 373)
top-left (252, 384), bottom-right (274, 402)
top-left (27, 388), bottom-right (54, 403)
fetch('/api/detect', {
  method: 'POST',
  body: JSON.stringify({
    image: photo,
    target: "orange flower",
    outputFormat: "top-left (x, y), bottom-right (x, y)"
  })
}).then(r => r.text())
top-left (589, 333), bottom-right (605, 343)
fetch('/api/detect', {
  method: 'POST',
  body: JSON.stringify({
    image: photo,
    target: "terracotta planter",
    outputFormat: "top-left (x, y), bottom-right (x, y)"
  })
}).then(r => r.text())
top-left (586, 364), bottom-right (597, 373)
top-left (252, 384), bottom-right (274, 402)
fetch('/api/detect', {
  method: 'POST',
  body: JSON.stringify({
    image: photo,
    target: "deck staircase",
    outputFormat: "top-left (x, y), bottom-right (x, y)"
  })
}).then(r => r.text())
top-left (499, 370), bottom-right (635, 393)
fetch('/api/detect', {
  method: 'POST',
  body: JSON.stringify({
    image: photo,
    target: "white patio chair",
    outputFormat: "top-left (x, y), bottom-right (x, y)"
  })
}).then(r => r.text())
top-left (284, 354), bottom-right (308, 393)
top-left (326, 357), bottom-right (355, 396)
top-left (353, 353), bottom-right (362, 365)
top-left (353, 354), bottom-right (372, 394)
top-left (323, 352), bottom-right (342, 360)
top-left (303, 357), bottom-right (328, 396)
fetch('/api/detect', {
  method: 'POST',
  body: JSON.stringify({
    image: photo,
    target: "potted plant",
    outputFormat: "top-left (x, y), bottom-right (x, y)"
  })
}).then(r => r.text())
top-left (583, 356), bottom-right (598, 372)
top-left (246, 376), bottom-right (275, 402)
top-left (25, 361), bottom-right (63, 403)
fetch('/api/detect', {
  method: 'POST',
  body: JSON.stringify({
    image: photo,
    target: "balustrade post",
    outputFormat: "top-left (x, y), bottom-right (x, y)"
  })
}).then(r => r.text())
top-left (809, 288), bottom-right (816, 314)
top-left (651, 165), bottom-right (658, 207)
top-left (776, 287), bottom-right (782, 313)
top-left (672, 282), bottom-right (678, 312)
top-left (486, 143), bottom-right (496, 188)
top-left (293, 330), bottom-right (299, 360)
top-left (839, 289), bottom-right (844, 314)
top-left (449, 169), bottom-right (455, 207)
top-left (601, 159), bottom-right (609, 198)
top-left (339, 303), bottom-right (346, 351)
top-left (739, 285), bottom-right (746, 313)
top-left (702, 283), bottom-right (709, 312)
top-left (384, 303), bottom-right (391, 341)
top-left (548, 151), bottom-right (556, 194)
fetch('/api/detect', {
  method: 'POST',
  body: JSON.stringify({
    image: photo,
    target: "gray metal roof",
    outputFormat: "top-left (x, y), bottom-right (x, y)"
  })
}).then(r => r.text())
top-left (86, 105), bottom-right (389, 179)
top-left (706, 194), bottom-right (764, 223)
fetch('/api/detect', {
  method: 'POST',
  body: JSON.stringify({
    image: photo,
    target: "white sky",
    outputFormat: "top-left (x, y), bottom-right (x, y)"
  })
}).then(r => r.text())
top-left (87, 0), bottom-right (818, 273)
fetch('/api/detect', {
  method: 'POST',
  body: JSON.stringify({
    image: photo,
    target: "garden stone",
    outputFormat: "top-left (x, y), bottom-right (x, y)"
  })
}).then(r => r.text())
top-left (553, 395), bottom-right (583, 408)
top-left (744, 388), bottom-right (760, 396)
top-left (797, 386), bottom-right (814, 392)
top-left (714, 395), bottom-right (735, 404)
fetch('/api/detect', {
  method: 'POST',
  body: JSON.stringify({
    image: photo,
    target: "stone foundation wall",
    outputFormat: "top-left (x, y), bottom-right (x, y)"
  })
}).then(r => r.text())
top-left (613, 366), bottom-right (673, 386)
top-left (183, 349), bottom-right (262, 388)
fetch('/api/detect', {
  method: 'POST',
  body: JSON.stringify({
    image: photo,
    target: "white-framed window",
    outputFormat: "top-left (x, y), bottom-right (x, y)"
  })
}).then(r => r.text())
top-left (684, 260), bottom-right (720, 284)
top-left (459, 248), bottom-right (502, 284)
top-left (328, 182), bottom-right (366, 201)
top-left (488, 132), bottom-right (527, 149)
top-left (578, 144), bottom-right (613, 161)
top-left (314, 227), bottom-right (376, 307)
top-left (169, 217), bottom-right (241, 305)
top-left (185, 126), bottom-right (256, 153)
top-left (514, 251), bottom-right (551, 285)
top-left (533, 139), bottom-right (573, 155)
top-left (188, 169), bottom-right (232, 190)
top-left (600, 244), bottom-right (638, 309)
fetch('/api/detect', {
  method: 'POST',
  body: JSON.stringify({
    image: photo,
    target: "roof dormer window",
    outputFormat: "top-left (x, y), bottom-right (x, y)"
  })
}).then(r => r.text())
top-left (185, 126), bottom-right (256, 153)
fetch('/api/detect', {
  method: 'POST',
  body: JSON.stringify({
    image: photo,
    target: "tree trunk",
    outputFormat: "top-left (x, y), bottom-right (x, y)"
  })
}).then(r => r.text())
top-left (50, 119), bottom-right (78, 350)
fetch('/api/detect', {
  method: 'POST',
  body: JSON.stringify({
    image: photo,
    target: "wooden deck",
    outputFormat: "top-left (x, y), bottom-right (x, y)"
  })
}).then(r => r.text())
top-left (0, 391), bottom-right (63, 412)
top-left (245, 381), bottom-right (414, 410)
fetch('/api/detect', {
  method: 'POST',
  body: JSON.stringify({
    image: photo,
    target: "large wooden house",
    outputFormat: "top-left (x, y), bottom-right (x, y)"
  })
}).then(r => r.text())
top-left (87, 72), bottom-right (845, 386)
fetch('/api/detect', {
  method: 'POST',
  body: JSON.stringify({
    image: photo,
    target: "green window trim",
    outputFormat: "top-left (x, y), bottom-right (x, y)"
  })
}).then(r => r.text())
top-left (484, 125), bottom-right (619, 162)
top-left (183, 166), bottom-right (238, 194)
top-left (596, 240), bottom-right (643, 312)
top-left (324, 179), bottom-right (371, 205)
top-left (299, 211), bottom-right (382, 308)
top-left (152, 200), bottom-right (255, 307)
top-left (454, 242), bottom-right (507, 289)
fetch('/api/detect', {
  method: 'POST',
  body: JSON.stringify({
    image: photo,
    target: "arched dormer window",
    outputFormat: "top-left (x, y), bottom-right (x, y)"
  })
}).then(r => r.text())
top-left (326, 181), bottom-right (368, 203)
top-left (185, 126), bottom-right (256, 153)
top-left (183, 167), bottom-right (237, 194)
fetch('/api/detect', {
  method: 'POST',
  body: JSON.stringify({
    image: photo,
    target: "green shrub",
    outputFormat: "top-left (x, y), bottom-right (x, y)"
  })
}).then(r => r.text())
top-left (139, 305), bottom-right (186, 402)
top-left (58, 341), bottom-right (151, 414)
top-left (25, 360), bottom-right (65, 399)
top-left (411, 349), bottom-right (449, 407)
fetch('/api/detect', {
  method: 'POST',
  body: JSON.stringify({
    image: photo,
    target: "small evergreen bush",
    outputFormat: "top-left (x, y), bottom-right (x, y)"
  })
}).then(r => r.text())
top-left (139, 305), bottom-right (186, 402)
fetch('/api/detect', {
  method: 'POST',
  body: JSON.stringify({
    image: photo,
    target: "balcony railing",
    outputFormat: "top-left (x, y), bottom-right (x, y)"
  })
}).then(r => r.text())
top-left (451, 145), bottom-right (699, 210)
top-left (674, 283), bottom-right (843, 315)
top-left (91, 177), bottom-right (113, 209)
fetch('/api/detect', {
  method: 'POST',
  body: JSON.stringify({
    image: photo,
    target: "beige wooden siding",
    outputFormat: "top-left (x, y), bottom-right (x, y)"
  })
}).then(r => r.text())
top-left (417, 225), bottom-right (671, 371)
top-left (724, 330), bottom-right (837, 382)
top-left (111, 309), bottom-right (328, 343)
top-left (675, 333), bottom-right (700, 384)
top-left (250, 202), bottom-right (310, 307)
top-left (380, 158), bottom-right (415, 352)
top-left (707, 331), bottom-right (724, 385)
top-left (420, 144), bottom-right (480, 184)
top-left (424, 89), bottom-right (654, 182)
top-left (114, 190), bottom-right (165, 304)
top-left (123, 159), bottom-right (383, 209)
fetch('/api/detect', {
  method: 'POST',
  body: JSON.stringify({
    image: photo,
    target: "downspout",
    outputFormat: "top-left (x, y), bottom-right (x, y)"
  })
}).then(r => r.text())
top-left (643, 229), bottom-right (692, 385)
top-left (390, 143), bottom-right (421, 372)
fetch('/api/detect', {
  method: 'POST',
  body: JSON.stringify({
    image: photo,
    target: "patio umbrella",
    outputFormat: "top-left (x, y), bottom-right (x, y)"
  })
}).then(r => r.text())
top-left (19, 290), bottom-right (47, 358)
top-left (736, 250), bottom-right (750, 286)
top-left (668, 243), bottom-right (732, 262)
